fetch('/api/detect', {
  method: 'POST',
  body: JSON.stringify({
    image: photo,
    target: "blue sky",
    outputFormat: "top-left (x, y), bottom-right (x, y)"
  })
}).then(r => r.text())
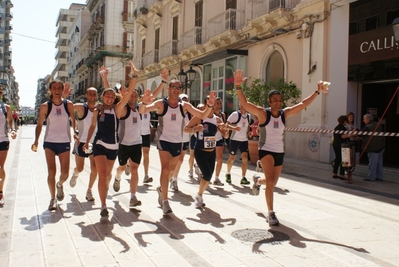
top-left (12, 0), bottom-right (86, 107)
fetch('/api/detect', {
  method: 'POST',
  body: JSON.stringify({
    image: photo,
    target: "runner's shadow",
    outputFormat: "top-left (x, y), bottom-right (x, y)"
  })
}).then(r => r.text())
top-left (186, 207), bottom-right (236, 228)
top-left (252, 213), bottom-right (368, 254)
top-left (19, 208), bottom-right (64, 231)
top-left (169, 190), bottom-right (194, 206)
top-left (134, 215), bottom-right (225, 247)
top-left (206, 186), bottom-right (233, 198)
top-left (228, 183), bottom-right (252, 195)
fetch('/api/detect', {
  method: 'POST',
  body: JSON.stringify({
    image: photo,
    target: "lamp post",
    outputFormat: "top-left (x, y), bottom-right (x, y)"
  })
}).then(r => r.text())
top-left (392, 18), bottom-right (399, 41)
top-left (177, 66), bottom-right (196, 94)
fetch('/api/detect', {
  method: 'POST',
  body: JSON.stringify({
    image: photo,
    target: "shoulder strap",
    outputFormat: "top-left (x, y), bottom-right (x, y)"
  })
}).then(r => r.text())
top-left (1, 102), bottom-right (6, 117)
top-left (46, 100), bottom-right (52, 119)
top-left (232, 111), bottom-right (241, 124)
top-left (120, 104), bottom-right (131, 120)
top-left (63, 99), bottom-right (70, 117)
top-left (136, 103), bottom-right (142, 120)
top-left (159, 97), bottom-right (169, 117)
top-left (264, 108), bottom-right (285, 125)
top-left (79, 103), bottom-right (89, 120)
top-left (179, 101), bottom-right (185, 118)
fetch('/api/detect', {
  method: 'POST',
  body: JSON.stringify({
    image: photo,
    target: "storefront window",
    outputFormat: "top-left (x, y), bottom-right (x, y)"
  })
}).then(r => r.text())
top-left (225, 56), bottom-right (237, 115)
top-left (190, 71), bottom-right (201, 107)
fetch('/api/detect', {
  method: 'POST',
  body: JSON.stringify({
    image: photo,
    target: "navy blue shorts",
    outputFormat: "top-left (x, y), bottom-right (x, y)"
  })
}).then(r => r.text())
top-left (118, 144), bottom-right (142, 165)
top-left (43, 142), bottom-right (70, 156)
top-left (0, 141), bottom-right (9, 151)
top-left (72, 142), bottom-right (91, 158)
top-left (259, 150), bottom-right (284, 166)
top-left (216, 139), bottom-right (224, 147)
top-left (228, 140), bottom-right (248, 155)
top-left (141, 134), bottom-right (150, 148)
top-left (182, 141), bottom-right (189, 151)
top-left (157, 140), bottom-right (182, 157)
top-left (93, 143), bottom-right (118, 160)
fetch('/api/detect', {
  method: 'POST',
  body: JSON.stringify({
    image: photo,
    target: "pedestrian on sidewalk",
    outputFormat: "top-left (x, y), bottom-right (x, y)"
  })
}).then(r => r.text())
top-left (67, 87), bottom-right (98, 201)
top-left (138, 68), bottom-right (168, 184)
top-left (0, 86), bottom-right (17, 206)
top-left (83, 62), bottom-right (137, 217)
top-left (332, 115), bottom-right (350, 180)
top-left (212, 97), bottom-right (227, 186)
top-left (225, 105), bottom-right (251, 185)
top-left (184, 100), bottom-right (229, 208)
top-left (32, 80), bottom-right (76, 210)
top-left (234, 69), bottom-right (326, 226)
top-left (139, 79), bottom-right (216, 216)
top-left (361, 113), bottom-right (385, 181)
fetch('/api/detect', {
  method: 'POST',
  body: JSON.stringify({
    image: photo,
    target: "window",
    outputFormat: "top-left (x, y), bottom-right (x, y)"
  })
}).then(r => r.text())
top-left (365, 16), bottom-right (378, 31)
top-left (172, 16), bottom-right (179, 54)
top-left (387, 10), bottom-right (399, 26)
top-left (155, 28), bottom-right (160, 63)
top-left (266, 51), bottom-right (284, 83)
top-left (195, 0), bottom-right (203, 44)
top-left (349, 21), bottom-right (358, 35)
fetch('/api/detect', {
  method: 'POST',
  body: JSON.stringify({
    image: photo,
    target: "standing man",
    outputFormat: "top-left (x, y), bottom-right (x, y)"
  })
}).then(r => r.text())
top-left (32, 80), bottom-right (76, 210)
top-left (361, 114), bottom-right (385, 181)
top-left (234, 69), bottom-right (325, 226)
top-left (225, 105), bottom-right (251, 185)
top-left (139, 80), bottom-right (216, 215)
top-left (0, 86), bottom-right (17, 206)
top-left (69, 87), bottom-right (98, 201)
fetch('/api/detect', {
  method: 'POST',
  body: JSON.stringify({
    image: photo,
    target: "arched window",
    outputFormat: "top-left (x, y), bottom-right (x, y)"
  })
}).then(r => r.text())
top-left (266, 51), bottom-right (284, 82)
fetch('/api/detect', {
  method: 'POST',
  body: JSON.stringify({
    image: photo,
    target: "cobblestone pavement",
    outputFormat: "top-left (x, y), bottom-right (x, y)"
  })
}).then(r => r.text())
top-left (0, 125), bottom-right (398, 267)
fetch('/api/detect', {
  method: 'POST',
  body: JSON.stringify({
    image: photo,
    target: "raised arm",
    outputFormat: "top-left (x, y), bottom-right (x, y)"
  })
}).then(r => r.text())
top-left (115, 61), bottom-right (138, 118)
top-left (62, 82), bottom-right (72, 99)
top-left (99, 65), bottom-right (111, 89)
top-left (184, 91), bottom-right (216, 119)
top-left (151, 68), bottom-right (168, 98)
top-left (234, 70), bottom-right (265, 121)
top-left (283, 81), bottom-right (324, 118)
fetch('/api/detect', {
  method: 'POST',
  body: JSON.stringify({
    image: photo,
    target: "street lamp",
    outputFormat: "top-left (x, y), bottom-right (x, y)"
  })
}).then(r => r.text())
top-left (177, 66), bottom-right (196, 93)
top-left (392, 17), bottom-right (399, 41)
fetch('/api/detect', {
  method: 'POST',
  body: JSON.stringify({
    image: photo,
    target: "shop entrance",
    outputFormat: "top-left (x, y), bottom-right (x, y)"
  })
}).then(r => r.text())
top-left (361, 82), bottom-right (399, 167)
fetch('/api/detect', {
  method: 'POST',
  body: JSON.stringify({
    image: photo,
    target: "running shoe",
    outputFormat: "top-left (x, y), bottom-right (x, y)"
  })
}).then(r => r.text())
top-left (188, 169), bottom-right (194, 178)
top-left (0, 193), bottom-right (4, 206)
top-left (267, 212), bottom-right (279, 226)
top-left (252, 174), bottom-right (261, 195)
top-left (240, 177), bottom-right (250, 185)
top-left (162, 200), bottom-right (173, 215)
top-left (143, 175), bottom-right (153, 183)
top-left (225, 174), bottom-right (231, 184)
top-left (213, 179), bottom-right (224, 186)
top-left (69, 173), bottom-right (79, 187)
top-left (86, 189), bottom-right (95, 201)
top-left (100, 207), bottom-right (109, 217)
top-left (113, 177), bottom-right (121, 192)
top-left (48, 198), bottom-right (57, 210)
top-left (129, 195), bottom-right (142, 207)
top-left (169, 179), bottom-right (178, 191)
top-left (194, 194), bottom-right (205, 208)
top-left (56, 182), bottom-right (64, 201)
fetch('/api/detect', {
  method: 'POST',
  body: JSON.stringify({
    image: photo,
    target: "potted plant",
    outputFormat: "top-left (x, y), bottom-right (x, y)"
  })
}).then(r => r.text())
top-left (229, 78), bottom-right (301, 164)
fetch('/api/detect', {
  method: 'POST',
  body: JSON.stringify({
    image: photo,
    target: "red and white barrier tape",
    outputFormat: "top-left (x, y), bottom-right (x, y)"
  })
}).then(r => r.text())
top-left (284, 128), bottom-right (399, 137)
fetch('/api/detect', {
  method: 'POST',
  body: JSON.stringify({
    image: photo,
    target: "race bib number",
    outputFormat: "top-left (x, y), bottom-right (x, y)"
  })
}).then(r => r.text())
top-left (204, 136), bottom-right (216, 148)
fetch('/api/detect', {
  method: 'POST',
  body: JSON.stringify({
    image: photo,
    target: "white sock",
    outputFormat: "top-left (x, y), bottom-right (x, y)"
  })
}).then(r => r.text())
top-left (172, 177), bottom-right (177, 181)
top-left (268, 210), bottom-right (274, 215)
top-left (131, 193), bottom-right (135, 198)
top-left (215, 176), bottom-right (219, 180)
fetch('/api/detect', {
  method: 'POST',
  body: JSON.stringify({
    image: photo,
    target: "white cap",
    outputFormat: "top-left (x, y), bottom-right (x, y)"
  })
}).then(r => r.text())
top-left (179, 94), bottom-right (188, 100)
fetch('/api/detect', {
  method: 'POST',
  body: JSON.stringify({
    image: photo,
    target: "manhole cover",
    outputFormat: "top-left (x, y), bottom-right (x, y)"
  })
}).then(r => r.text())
top-left (232, 228), bottom-right (289, 243)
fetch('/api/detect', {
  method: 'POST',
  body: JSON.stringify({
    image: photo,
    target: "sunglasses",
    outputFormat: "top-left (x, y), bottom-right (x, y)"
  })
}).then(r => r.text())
top-left (171, 85), bottom-right (182, 90)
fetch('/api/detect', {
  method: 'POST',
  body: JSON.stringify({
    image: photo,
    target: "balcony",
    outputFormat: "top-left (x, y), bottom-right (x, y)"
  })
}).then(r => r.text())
top-left (4, 51), bottom-right (12, 59)
top-left (55, 45), bottom-right (69, 59)
top-left (269, 0), bottom-right (300, 12)
top-left (160, 40), bottom-right (179, 60)
top-left (5, 13), bottom-right (13, 20)
top-left (206, 9), bottom-right (245, 40)
top-left (143, 50), bottom-right (159, 67)
top-left (122, 12), bottom-right (135, 25)
top-left (5, 25), bottom-right (12, 32)
top-left (180, 27), bottom-right (203, 51)
top-left (6, 1), bottom-right (13, 8)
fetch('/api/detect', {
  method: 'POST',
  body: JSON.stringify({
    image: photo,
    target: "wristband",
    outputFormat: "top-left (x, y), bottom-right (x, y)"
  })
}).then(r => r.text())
top-left (130, 74), bottom-right (138, 78)
top-left (236, 86), bottom-right (242, 90)
top-left (162, 80), bottom-right (167, 84)
top-left (315, 90), bottom-right (320, 95)
top-left (207, 104), bottom-right (213, 108)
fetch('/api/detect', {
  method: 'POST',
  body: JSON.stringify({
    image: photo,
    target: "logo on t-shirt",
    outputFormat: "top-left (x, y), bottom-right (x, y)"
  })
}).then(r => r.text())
top-left (171, 113), bottom-right (176, 121)
top-left (273, 121), bottom-right (279, 128)
top-left (56, 108), bottom-right (61, 116)
top-left (133, 117), bottom-right (137, 123)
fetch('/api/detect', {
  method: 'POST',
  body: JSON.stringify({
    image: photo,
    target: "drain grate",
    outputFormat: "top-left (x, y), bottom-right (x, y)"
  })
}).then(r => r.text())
top-left (232, 228), bottom-right (289, 244)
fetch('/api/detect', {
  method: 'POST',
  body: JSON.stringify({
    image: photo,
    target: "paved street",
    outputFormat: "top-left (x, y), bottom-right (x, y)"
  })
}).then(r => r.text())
top-left (1, 125), bottom-right (398, 267)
